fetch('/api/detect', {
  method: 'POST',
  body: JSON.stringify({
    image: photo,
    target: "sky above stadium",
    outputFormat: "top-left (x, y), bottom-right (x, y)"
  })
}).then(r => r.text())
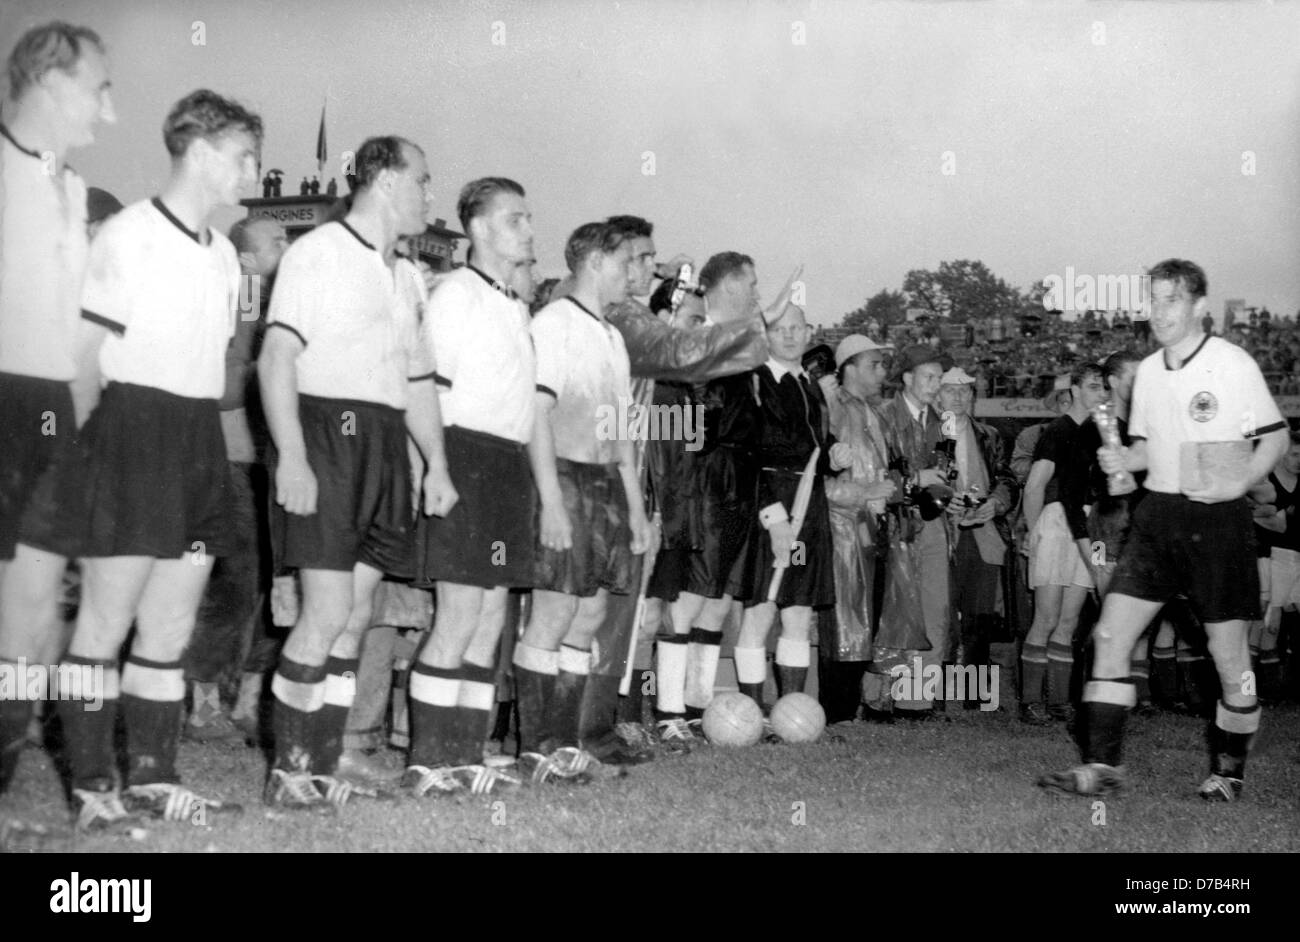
top-left (5, 0), bottom-right (1299, 326)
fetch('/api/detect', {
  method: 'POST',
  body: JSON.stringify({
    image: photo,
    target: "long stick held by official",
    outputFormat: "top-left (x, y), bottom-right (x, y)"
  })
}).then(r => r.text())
top-left (767, 446), bottom-right (820, 602)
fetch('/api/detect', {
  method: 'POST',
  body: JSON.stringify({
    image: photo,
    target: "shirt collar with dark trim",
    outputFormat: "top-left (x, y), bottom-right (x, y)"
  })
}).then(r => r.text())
top-left (151, 197), bottom-right (206, 246)
top-left (0, 122), bottom-right (42, 160)
top-left (467, 264), bottom-right (517, 300)
top-left (1162, 332), bottom-right (1211, 371)
top-left (337, 219), bottom-right (377, 252)
top-left (565, 295), bottom-right (602, 323)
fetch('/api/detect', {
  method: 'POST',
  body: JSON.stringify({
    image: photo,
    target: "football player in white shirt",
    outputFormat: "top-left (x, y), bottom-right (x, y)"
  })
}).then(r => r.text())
top-left (404, 178), bottom-right (537, 798)
top-left (1040, 259), bottom-right (1287, 802)
top-left (40, 90), bottom-right (261, 832)
top-left (260, 137), bottom-right (453, 812)
top-left (0, 18), bottom-right (114, 825)
top-left (515, 221), bottom-right (651, 782)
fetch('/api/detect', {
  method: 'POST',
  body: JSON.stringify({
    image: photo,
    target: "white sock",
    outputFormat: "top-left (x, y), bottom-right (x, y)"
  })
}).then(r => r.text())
top-left (734, 646), bottom-right (768, 685)
top-left (775, 637), bottom-right (811, 669)
top-left (655, 638), bottom-right (688, 714)
top-left (685, 630), bottom-right (723, 710)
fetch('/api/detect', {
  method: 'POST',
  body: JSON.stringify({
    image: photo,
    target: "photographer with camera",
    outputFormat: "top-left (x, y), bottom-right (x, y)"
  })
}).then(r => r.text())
top-left (936, 367), bottom-right (1017, 710)
top-left (874, 345), bottom-right (953, 718)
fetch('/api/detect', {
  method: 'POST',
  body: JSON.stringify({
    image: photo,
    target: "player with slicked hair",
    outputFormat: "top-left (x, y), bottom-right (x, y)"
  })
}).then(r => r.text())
top-left (405, 176), bottom-right (538, 797)
top-left (0, 20), bottom-right (114, 806)
top-left (512, 220), bottom-right (652, 782)
top-left (259, 135), bottom-right (453, 812)
top-left (1041, 259), bottom-right (1287, 801)
top-left (19, 89), bottom-right (259, 832)
top-left (180, 217), bottom-right (288, 743)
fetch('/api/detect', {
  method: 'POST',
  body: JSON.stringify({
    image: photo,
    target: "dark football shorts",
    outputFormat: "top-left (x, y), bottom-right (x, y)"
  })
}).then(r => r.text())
top-left (684, 444), bottom-right (757, 602)
top-left (1, 372), bottom-right (75, 560)
top-left (737, 466), bottom-right (834, 610)
top-left (532, 458), bottom-right (631, 598)
top-left (415, 425), bottom-right (535, 590)
top-left (22, 382), bottom-right (233, 559)
top-left (646, 545), bottom-right (691, 602)
top-left (270, 394), bottom-right (412, 577)
top-left (1108, 491), bottom-right (1260, 623)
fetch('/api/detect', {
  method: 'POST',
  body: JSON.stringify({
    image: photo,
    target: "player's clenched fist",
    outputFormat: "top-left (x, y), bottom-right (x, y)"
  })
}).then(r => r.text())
top-left (422, 464), bottom-right (459, 518)
top-left (275, 454), bottom-right (318, 516)
top-left (540, 501), bottom-right (572, 551)
top-left (768, 519), bottom-right (796, 568)
top-left (1097, 444), bottom-right (1127, 476)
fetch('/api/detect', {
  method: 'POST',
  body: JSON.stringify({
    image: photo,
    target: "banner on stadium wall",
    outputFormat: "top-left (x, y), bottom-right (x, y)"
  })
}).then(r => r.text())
top-left (972, 396), bottom-right (1300, 419)
top-left (973, 398), bottom-right (1058, 419)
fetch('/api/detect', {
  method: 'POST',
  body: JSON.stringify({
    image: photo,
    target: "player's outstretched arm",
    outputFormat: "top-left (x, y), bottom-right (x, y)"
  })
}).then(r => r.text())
top-left (761, 264), bottom-right (804, 326)
top-left (610, 302), bottom-right (768, 384)
top-left (258, 327), bottom-right (316, 515)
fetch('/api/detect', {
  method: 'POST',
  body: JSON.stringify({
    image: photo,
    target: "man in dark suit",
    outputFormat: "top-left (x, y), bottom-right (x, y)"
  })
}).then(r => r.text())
top-left (937, 367), bottom-right (1017, 709)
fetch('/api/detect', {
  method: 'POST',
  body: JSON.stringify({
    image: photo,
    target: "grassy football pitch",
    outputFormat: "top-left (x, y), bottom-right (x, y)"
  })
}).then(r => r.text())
top-left (4, 703), bottom-right (1298, 853)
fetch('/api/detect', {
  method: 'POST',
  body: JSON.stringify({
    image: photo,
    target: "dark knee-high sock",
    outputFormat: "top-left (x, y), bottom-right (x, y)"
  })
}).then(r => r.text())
top-left (1210, 701), bottom-right (1261, 780)
top-left (455, 661), bottom-right (497, 765)
top-left (1150, 645), bottom-right (1177, 704)
top-left (1130, 653), bottom-right (1151, 703)
top-left (121, 656), bottom-right (185, 787)
top-left (512, 642), bottom-right (558, 755)
top-left (311, 656), bottom-right (358, 775)
top-left (580, 672), bottom-right (621, 745)
top-left (58, 656), bottom-right (120, 792)
top-left (1020, 643), bottom-right (1048, 705)
top-left (1080, 678), bottom-right (1136, 766)
top-left (408, 663), bottom-right (460, 768)
top-left (1046, 641), bottom-right (1074, 707)
top-left (271, 657), bottom-right (327, 773)
top-left (684, 627), bottom-right (724, 719)
top-left (553, 644), bottom-right (591, 749)
top-left (1, 657), bottom-right (37, 792)
top-left (617, 668), bottom-right (648, 724)
top-left (1178, 646), bottom-right (1214, 711)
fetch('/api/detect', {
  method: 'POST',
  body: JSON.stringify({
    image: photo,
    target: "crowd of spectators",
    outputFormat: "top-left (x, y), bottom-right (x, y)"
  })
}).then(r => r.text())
top-left (828, 306), bottom-right (1300, 400)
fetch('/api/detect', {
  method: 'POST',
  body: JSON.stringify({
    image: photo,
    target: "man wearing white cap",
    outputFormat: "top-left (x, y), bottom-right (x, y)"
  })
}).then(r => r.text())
top-left (819, 335), bottom-right (898, 721)
top-left (937, 366), bottom-right (1017, 709)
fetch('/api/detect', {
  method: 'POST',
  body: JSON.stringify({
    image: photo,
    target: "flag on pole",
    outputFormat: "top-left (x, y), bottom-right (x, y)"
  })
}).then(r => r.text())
top-left (315, 104), bottom-right (327, 174)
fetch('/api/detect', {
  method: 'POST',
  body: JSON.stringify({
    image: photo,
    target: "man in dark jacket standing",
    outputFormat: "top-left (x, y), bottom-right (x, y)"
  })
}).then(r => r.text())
top-left (937, 367), bottom-right (1017, 709)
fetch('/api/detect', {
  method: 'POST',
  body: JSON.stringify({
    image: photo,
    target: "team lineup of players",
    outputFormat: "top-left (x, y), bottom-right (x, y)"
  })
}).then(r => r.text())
top-left (0, 22), bottom-right (1287, 833)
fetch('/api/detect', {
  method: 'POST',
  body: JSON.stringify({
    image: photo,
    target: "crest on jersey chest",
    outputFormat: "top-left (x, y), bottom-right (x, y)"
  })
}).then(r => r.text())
top-left (1189, 390), bottom-right (1218, 423)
